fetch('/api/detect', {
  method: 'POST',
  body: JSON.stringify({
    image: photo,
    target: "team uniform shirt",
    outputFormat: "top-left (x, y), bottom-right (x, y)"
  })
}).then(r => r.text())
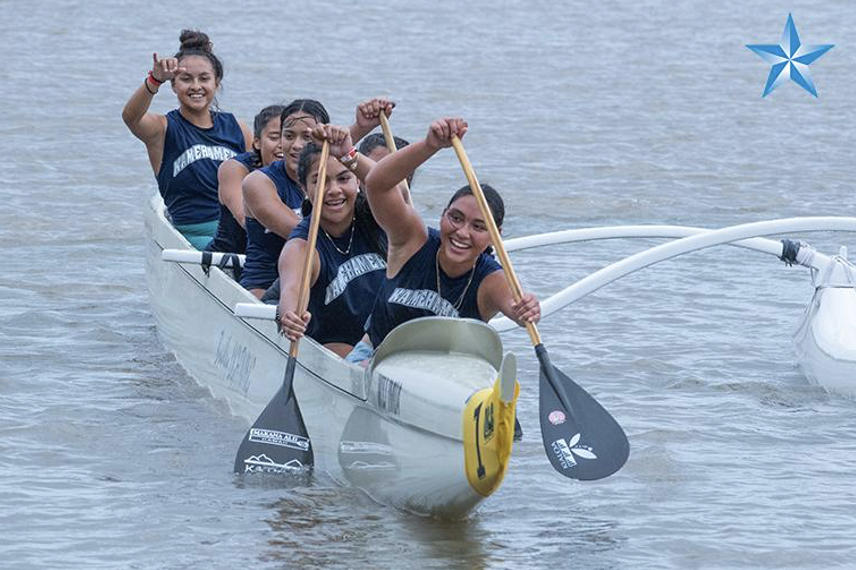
top-left (290, 218), bottom-right (387, 346)
top-left (240, 160), bottom-right (304, 290)
top-left (204, 151), bottom-right (257, 254)
top-left (156, 109), bottom-right (245, 226)
top-left (367, 228), bottom-right (501, 347)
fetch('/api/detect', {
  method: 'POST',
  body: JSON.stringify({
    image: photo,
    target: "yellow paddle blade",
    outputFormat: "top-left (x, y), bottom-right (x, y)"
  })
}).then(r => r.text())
top-left (463, 358), bottom-right (520, 497)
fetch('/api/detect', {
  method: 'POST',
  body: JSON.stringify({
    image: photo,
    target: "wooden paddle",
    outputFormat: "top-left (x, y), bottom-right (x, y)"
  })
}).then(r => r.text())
top-left (233, 140), bottom-right (331, 474)
top-left (450, 136), bottom-right (629, 481)
top-left (378, 113), bottom-right (412, 205)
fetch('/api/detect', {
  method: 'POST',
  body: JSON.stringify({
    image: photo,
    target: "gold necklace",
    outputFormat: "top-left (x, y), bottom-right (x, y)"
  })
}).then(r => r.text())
top-left (436, 248), bottom-right (476, 312)
top-left (323, 218), bottom-right (355, 255)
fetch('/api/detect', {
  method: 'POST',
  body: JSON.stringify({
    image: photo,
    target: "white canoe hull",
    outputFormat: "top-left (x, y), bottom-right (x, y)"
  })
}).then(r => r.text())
top-left (794, 286), bottom-right (856, 398)
top-left (145, 195), bottom-right (515, 518)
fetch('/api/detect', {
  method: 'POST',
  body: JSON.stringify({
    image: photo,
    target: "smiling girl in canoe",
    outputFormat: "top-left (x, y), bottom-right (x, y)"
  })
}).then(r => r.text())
top-left (239, 98), bottom-right (395, 298)
top-left (122, 30), bottom-right (253, 249)
top-left (275, 125), bottom-right (396, 357)
top-left (204, 104), bottom-right (284, 255)
top-left (349, 117), bottom-right (541, 363)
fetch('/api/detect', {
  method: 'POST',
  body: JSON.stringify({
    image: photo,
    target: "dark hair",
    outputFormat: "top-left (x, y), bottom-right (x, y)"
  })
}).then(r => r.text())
top-left (358, 133), bottom-right (410, 156)
top-left (357, 134), bottom-right (415, 186)
top-left (249, 104), bottom-right (285, 169)
top-left (446, 184), bottom-right (505, 227)
top-left (280, 99), bottom-right (330, 129)
top-left (254, 104), bottom-right (285, 138)
top-left (446, 184), bottom-right (505, 255)
top-left (297, 142), bottom-right (386, 257)
top-left (174, 30), bottom-right (223, 82)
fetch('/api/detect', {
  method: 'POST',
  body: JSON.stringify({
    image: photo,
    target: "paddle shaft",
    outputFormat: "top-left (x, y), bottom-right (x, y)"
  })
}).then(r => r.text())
top-left (379, 113), bottom-right (412, 205)
top-left (450, 136), bottom-right (541, 346)
top-left (289, 140), bottom-right (330, 359)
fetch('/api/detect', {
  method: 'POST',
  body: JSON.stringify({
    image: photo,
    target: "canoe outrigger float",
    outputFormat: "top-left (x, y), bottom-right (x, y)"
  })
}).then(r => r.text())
top-left (148, 194), bottom-right (518, 518)
top-left (792, 247), bottom-right (856, 398)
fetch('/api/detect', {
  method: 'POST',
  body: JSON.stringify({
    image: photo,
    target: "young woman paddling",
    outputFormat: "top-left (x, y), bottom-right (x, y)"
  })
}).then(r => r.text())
top-left (348, 117), bottom-right (540, 363)
top-left (205, 104), bottom-right (284, 255)
top-left (240, 98), bottom-right (395, 298)
top-left (122, 30), bottom-right (253, 248)
top-left (275, 125), bottom-right (389, 357)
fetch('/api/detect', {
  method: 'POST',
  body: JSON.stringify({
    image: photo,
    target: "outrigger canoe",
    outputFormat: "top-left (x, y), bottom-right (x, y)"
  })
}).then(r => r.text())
top-left (146, 195), bottom-right (519, 518)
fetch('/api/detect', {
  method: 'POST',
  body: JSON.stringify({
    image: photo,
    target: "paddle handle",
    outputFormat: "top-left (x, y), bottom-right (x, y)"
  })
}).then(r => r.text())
top-left (450, 136), bottom-right (541, 346)
top-left (289, 140), bottom-right (330, 358)
top-left (378, 113), bottom-right (412, 205)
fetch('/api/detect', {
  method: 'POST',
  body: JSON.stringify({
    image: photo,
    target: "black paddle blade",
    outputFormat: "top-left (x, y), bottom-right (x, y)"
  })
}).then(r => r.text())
top-left (536, 345), bottom-right (629, 481)
top-left (233, 358), bottom-right (314, 474)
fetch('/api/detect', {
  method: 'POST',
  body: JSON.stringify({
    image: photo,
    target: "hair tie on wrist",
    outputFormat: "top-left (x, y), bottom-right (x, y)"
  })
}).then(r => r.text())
top-left (144, 78), bottom-right (157, 95)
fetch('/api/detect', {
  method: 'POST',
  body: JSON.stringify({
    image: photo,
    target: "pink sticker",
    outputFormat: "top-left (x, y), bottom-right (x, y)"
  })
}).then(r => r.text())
top-left (548, 410), bottom-right (566, 425)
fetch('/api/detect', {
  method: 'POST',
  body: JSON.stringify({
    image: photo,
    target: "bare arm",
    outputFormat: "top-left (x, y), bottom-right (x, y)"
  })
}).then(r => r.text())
top-left (477, 271), bottom-right (541, 325)
top-left (364, 118), bottom-right (468, 260)
top-left (242, 170), bottom-right (302, 238)
top-left (121, 80), bottom-right (166, 145)
top-left (238, 121), bottom-right (253, 151)
top-left (122, 54), bottom-right (183, 173)
top-left (276, 238), bottom-right (321, 341)
top-left (217, 159), bottom-right (250, 228)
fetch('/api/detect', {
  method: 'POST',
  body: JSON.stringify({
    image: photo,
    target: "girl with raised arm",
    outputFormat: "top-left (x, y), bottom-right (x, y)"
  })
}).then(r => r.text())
top-left (275, 125), bottom-right (389, 357)
top-left (122, 30), bottom-right (252, 248)
top-left (348, 117), bottom-right (540, 363)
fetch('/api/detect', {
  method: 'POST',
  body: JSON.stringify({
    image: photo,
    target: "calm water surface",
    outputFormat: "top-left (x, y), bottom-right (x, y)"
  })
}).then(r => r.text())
top-left (2, 0), bottom-right (855, 568)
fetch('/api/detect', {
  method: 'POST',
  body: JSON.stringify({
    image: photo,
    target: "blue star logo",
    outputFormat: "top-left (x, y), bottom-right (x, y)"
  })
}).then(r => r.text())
top-left (746, 14), bottom-right (834, 98)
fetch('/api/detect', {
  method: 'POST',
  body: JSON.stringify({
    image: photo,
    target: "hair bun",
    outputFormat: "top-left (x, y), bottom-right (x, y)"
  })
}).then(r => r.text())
top-left (179, 29), bottom-right (213, 52)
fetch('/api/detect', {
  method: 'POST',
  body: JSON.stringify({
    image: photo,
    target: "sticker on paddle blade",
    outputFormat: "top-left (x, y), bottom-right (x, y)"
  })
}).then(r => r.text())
top-left (248, 428), bottom-right (310, 451)
top-left (550, 433), bottom-right (598, 470)
top-left (548, 410), bottom-right (566, 425)
top-left (242, 454), bottom-right (307, 474)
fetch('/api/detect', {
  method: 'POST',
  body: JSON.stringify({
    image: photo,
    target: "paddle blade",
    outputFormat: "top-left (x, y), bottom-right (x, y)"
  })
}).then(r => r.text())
top-left (536, 345), bottom-right (629, 481)
top-left (233, 358), bottom-right (314, 474)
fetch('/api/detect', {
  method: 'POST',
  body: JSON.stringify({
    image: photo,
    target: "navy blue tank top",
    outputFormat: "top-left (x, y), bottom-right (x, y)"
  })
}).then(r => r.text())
top-left (156, 109), bottom-right (245, 225)
top-left (204, 151), bottom-right (258, 254)
top-left (367, 228), bottom-right (501, 347)
top-left (290, 218), bottom-right (387, 346)
top-left (239, 161), bottom-right (304, 290)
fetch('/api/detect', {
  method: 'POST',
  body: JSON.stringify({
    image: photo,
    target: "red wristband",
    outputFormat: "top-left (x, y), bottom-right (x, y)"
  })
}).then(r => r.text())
top-left (339, 147), bottom-right (358, 171)
top-left (147, 71), bottom-right (164, 86)
top-left (340, 146), bottom-right (357, 162)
